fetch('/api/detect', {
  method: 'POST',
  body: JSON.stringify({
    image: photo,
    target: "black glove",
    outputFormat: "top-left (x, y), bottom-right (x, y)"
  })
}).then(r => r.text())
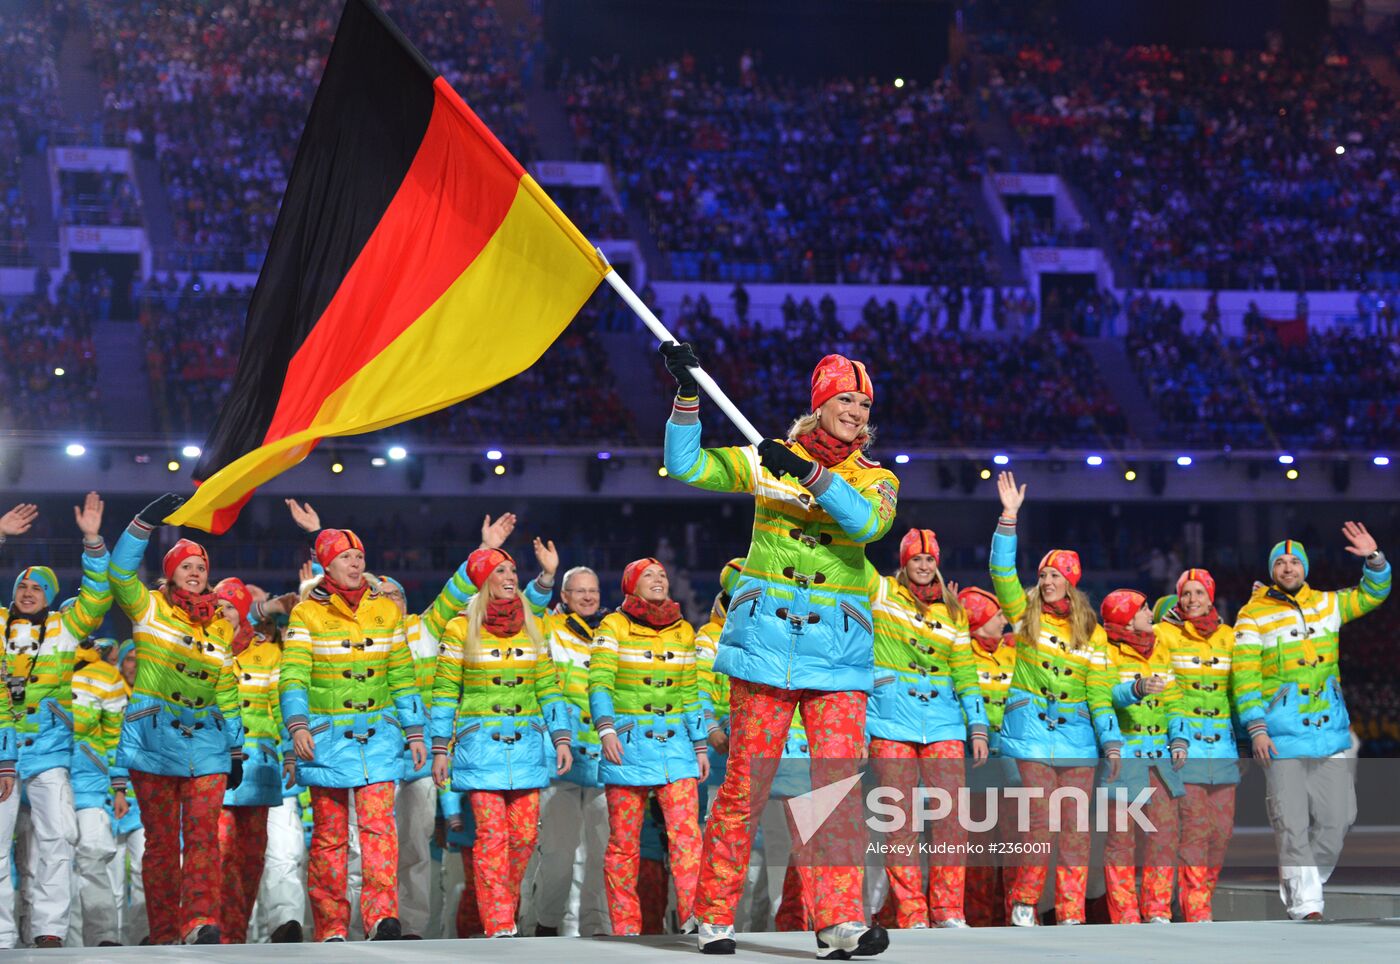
top-left (136, 493), bottom-right (186, 528)
top-left (227, 753), bottom-right (244, 791)
top-left (758, 439), bottom-right (815, 482)
top-left (659, 341), bottom-right (700, 397)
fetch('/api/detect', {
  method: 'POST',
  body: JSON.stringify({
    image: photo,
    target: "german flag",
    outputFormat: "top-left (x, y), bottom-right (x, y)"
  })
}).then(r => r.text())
top-left (167, 0), bottom-right (609, 534)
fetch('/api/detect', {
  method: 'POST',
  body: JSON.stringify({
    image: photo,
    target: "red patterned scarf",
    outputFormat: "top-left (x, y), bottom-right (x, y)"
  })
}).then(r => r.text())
top-left (1042, 595), bottom-right (1071, 619)
top-left (1176, 601), bottom-right (1220, 638)
top-left (165, 586), bottom-right (218, 626)
top-left (975, 631), bottom-right (1014, 655)
top-left (1106, 623), bottom-right (1156, 657)
top-left (621, 595), bottom-right (683, 629)
top-left (230, 621), bottom-right (255, 655)
top-left (484, 596), bottom-right (524, 637)
top-left (323, 577), bottom-right (368, 612)
top-left (908, 580), bottom-right (942, 606)
top-left (795, 426), bottom-right (865, 468)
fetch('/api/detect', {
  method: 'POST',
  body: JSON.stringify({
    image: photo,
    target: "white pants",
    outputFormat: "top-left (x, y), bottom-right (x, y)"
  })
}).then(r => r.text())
top-left (16, 768), bottom-right (78, 942)
top-left (395, 777), bottom-right (436, 936)
top-left (347, 795), bottom-right (363, 938)
top-left (0, 788), bottom-right (20, 948)
top-left (439, 847), bottom-right (467, 938)
top-left (113, 827), bottom-right (146, 945)
top-left (525, 782), bottom-right (610, 936)
top-left (259, 797), bottom-right (309, 935)
top-left (1265, 751), bottom-right (1357, 919)
top-left (74, 808), bottom-right (120, 946)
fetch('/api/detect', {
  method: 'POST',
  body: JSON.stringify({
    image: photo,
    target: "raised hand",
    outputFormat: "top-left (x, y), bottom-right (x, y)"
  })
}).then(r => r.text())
top-left (136, 493), bottom-right (185, 528)
top-left (659, 341), bottom-right (701, 396)
top-left (1342, 521), bottom-right (1378, 557)
top-left (480, 512), bottom-right (517, 550)
top-left (299, 560), bottom-right (316, 584)
top-left (0, 503), bottom-right (38, 537)
top-left (533, 537), bottom-right (559, 578)
top-left (996, 471), bottom-right (1026, 517)
top-left (285, 499), bottom-right (320, 533)
top-left (74, 492), bottom-right (104, 539)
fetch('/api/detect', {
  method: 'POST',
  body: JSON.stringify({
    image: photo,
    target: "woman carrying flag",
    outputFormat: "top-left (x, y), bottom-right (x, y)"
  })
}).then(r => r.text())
top-left (110, 494), bottom-right (244, 945)
top-left (661, 344), bottom-right (898, 958)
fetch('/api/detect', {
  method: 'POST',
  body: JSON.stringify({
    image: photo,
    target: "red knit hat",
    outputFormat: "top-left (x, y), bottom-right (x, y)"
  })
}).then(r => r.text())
top-left (214, 578), bottom-right (253, 625)
top-left (1100, 589), bottom-right (1147, 629)
top-left (1037, 549), bottom-right (1082, 587)
top-left (1176, 567), bottom-right (1216, 604)
top-left (622, 557), bottom-right (664, 597)
top-left (163, 539), bottom-right (208, 582)
top-left (810, 354), bottom-right (874, 413)
top-left (314, 528), bottom-right (364, 570)
top-left (899, 528), bottom-right (940, 568)
top-left (958, 586), bottom-right (1002, 633)
top-left (466, 548), bottom-right (514, 590)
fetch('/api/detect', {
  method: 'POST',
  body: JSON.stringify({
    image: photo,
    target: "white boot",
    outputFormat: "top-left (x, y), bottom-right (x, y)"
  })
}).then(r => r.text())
top-left (698, 921), bottom-right (736, 955)
top-left (1010, 903), bottom-right (1037, 927)
top-left (815, 921), bottom-right (889, 960)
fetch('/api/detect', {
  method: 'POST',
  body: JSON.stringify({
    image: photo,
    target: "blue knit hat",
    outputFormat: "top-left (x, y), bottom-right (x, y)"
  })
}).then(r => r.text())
top-left (1269, 539), bottom-right (1309, 579)
top-left (378, 575), bottom-right (406, 600)
top-left (13, 566), bottom-right (59, 607)
top-left (117, 639), bottom-right (136, 664)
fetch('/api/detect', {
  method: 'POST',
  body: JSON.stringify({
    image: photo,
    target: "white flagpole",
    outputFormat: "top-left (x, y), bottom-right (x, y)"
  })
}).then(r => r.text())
top-left (599, 258), bottom-right (765, 446)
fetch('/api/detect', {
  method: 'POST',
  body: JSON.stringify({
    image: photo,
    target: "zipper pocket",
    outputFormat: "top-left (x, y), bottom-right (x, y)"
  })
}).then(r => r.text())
top-left (78, 743), bottom-right (108, 771)
top-left (1267, 688), bottom-right (1288, 711)
top-left (48, 702), bottom-right (74, 730)
top-left (309, 721), bottom-right (332, 737)
top-left (732, 588), bottom-right (762, 617)
top-left (454, 721), bottom-right (481, 743)
top-left (615, 720), bottom-right (635, 736)
top-left (874, 674), bottom-right (896, 688)
top-left (126, 705), bottom-right (160, 723)
top-left (1006, 697), bottom-right (1031, 713)
top-left (839, 601), bottom-right (873, 635)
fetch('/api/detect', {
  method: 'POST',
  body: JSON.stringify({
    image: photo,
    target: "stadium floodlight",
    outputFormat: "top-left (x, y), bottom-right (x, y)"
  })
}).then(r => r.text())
top-left (894, 454), bottom-right (910, 465)
top-left (493, 464), bottom-right (506, 476)
top-left (331, 462), bottom-right (344, 474)
top-left (182, 444), bottom-right (202, 458)
top-left (387, 446), bottom-right (408, 461)
top-left (894, 77), bottom-right (905, 88)
top-left (1374, 456), bottom-right (1390, 467)
top-left (166, 460), bottom-right (180, 472)
top-left (485, 449), bottom-right (503, 461)
top-left (1277, 454), bottom-right (1294, 465)
top-left (1176, 455), bottom-right (1193, 467)
top-left (1336, 145), bottom-right (1346, 155)
top-left (371, 457), bottom-right (387, 467)
top-left (978, 468), bottom-right (991, 480)
top-left (597, 451), bottom-right (612, 461)
top-left (658, 466), bottom-right (668, 477)
top-left (53, 367), bottom-right (65, 377)
top-left (1125, 469), bottom-right (1138, 481)
top-left (1086, 455), bottom-right (1103, 466)
top-left (1286, 468), bottom-right (1300, 480)
top-left (992, 454), bottom-right (1009, 465)
top-left (65, 443), bottom-right (85, 457)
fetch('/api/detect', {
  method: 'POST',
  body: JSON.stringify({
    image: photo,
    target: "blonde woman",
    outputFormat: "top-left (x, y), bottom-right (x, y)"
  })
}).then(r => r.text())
top-left (989, 472), bottom-right (1121, 927)
top-left (430, 546), bottom-right (571, 939)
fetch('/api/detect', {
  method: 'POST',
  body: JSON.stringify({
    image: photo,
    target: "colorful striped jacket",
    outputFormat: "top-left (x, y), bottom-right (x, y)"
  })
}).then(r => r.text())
top-left (989, 524), bottom-right (1121, 761)
top-left (589, 610), bottom-right (706, 786)
top-left (112, 527), bottom-right (243, 778)
top-left (868, 576), bottom-right (988, 745)
top-left (1157, 616), bottom-right (1240, 784)
top-left (2, 540), bottom-right (112, 778)
top-left (280, 584), bottom-right (425, 788)
top-left (398, 564), bottom-right (487, 782)
top-left (1233, 558), bottom-right (1391, 757)
top-left (1103, 634), bottom-right (1186, 798)
top-left (695, 594), bottom-right (730, 788)
top-left (72, 656), bottom-right (128, 811)
top-left (430, 614), bottom-right (570, 791)
top-left (971, 637), bottom-right (1017, 742)
top-left (225, 637), bottom-right (284, 807)
top-left (664, 400), bottom-right (898, 693)
top-left (541, 607), bottom-right (605, 787)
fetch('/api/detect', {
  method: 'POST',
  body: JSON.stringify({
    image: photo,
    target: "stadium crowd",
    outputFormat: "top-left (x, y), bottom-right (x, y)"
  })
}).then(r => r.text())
top-left (0, 279), bottom-right (103, 432)
top-left (565, 60), bottom-right (993, 286)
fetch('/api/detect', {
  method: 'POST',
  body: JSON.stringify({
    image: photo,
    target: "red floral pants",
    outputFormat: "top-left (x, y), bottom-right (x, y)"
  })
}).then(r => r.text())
top-left (1008, 762), bottom-right (1094, 923)
top-left (1104, 769), bottom-right (1180, 923)
top-left (604, 779), bottom-right (701, 934)
top-left (469, 789), bottom-right (539, 937)
top-left (639, 857), bottom-right (668, 934)
top-left (869, 738), bottom-right (968, 926)
top-left (1178, 782), bottom-right (1235, 922)
top-left (456, 850), bottom-right (483, 937)
top-left (308, 782), bottom-right (397, 940)
top-left (216, 806), bottom-right (269, 942)
top-left (129, 770), bottom-right (227, 943)
top-left (695, 680), bottom-right (868, 931)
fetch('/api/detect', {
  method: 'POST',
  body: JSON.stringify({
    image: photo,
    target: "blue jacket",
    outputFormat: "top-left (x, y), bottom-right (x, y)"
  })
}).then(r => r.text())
top-left (663, 408), bottom-right (898, 694)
